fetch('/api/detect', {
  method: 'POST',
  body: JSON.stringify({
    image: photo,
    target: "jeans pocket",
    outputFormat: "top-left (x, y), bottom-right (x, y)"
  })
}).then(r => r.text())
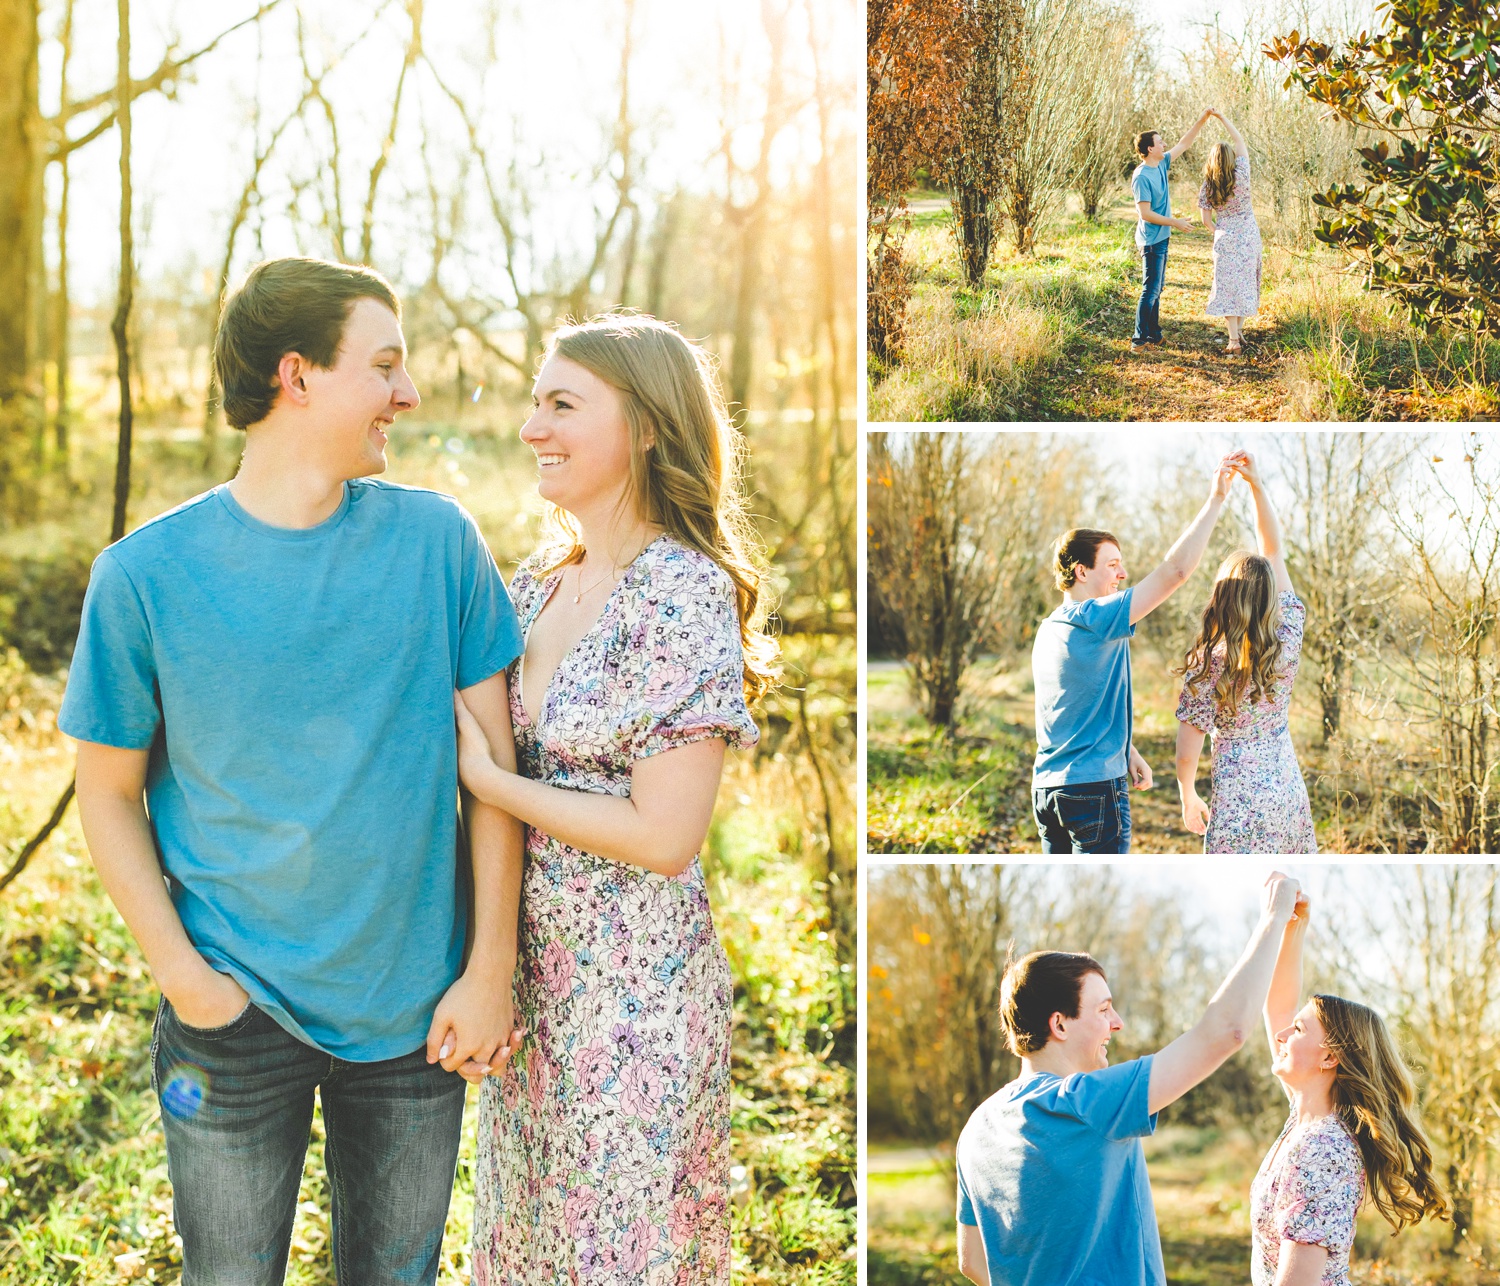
top-left (1055, 790), bottom-right (1106, 847)
top-left (168, 999), bottom-right (257, 1040)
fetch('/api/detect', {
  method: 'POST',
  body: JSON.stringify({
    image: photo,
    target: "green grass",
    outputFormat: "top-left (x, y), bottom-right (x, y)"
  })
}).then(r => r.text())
top-left (871, 190), bottom-right (1500, 423)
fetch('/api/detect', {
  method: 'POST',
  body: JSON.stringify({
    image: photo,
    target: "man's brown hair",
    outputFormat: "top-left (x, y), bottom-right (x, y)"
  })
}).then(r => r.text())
top-left (1053, 528), bottom-right (1120, 591)
top-left (1134, 130), bottom-right (1161, 156)
top-left (999, 950), bottom-right (1107, 1056)
top-left (214, 257), bottom-right (401, 430)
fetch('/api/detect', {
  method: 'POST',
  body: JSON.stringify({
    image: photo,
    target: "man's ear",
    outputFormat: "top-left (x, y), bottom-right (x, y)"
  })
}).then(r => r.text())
top-left (1049, 1011), bottom-right (1068, 1042)
top-left (277, 352), bottom-right (312, 405)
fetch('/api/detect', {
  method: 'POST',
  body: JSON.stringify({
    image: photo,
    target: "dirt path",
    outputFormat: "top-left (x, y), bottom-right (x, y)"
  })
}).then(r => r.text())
top-left (1052, 209), bottom-right (1289, 421)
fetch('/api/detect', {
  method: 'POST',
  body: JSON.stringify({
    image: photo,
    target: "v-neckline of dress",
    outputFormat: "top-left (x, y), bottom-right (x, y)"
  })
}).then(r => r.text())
top-left (516, 533), bottom-right (670, 729)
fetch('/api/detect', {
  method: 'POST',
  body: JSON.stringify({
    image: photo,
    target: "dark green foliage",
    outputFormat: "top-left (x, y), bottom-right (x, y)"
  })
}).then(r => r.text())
top-left (0, 544), bottom-right (93, 672)
top-left (1266, 0), bottom-right (1500, 333)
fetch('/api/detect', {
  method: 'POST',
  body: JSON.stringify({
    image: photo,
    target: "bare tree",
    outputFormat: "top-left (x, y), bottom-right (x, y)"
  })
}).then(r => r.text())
top-left (868, 432), bottom-right (1049, 727)
top-left (1275, 432), bottom-right (1407, 743)
top-left (1382, 439), bottom-right (1500, 854)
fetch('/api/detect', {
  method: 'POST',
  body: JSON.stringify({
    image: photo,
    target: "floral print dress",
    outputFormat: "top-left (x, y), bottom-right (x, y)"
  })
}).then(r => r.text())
top-left (472, 534), bottom-right (759, 1286)
top-left (1251, 1111), bottom-right (1364, 1286)
top-left (1175, 591), bottom-right (1317, 854)
top-left (1198, 153), bottom-right (1262, 318)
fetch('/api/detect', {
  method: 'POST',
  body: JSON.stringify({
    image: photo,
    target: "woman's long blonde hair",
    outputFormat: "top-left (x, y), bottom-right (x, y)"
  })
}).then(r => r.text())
top-left (1202, 141), bottom-right (1237, 209)
top-left (539, 312), bottom-right (778, 703)
top-left (1176, 551), bottom-right (1282, 720)
top-left (1313, 994), bottom-right (1450, 1232)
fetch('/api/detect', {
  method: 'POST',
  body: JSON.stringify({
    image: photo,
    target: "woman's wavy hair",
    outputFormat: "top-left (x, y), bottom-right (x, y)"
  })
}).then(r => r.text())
top-left (1313, 994), bottom-right (1450, 1232)
top-left (1202, 142), bottom-right (1238, 210)
top-left (1175, 550), bottom-right (1282, 720)
top-left (538, 311), bottom-right (778, 703)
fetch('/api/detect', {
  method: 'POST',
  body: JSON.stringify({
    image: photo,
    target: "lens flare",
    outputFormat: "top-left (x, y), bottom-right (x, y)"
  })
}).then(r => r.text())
top-left (162, 1064), bottom-right (210, 1119)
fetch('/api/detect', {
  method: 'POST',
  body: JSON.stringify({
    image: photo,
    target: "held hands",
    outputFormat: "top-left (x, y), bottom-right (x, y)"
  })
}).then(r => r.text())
top-left (1226, 449), bottom-right (1262, 488)
top-left (1128, 745), bottom-right (1154, 790)
top-left (1208, 455), bottom-right (1239, 503)
top-left (1181, 788), bottom-right (1210, 835)
top-left (427, 970), bottom-right (526, 1085)
top-left (1262, 870), bottom-right (1302, 925)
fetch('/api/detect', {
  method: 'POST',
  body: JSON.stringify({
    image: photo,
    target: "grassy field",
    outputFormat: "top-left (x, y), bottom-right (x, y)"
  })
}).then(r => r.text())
top-left (866, 655), bottom-right (1428, 855)
top-left (868, 196), bottom-right (1500, 423)
top-left (0, 418), bottom-right (855, 1284)
top-left (869, 1131), bottom-right (1498, 1286)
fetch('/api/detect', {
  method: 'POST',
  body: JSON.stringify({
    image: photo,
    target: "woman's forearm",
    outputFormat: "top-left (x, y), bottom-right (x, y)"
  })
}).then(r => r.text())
top-left (463, 751), bottom-right (721, 879)
top-left (1175, 722), bottom-right (1205, 793)
top-left (1249, 479), bottom-right (1284, 560)
top-left (1220, 114), bottom-right (1247, 150)
top-left (1264, 917), bottom-right (1308, 1049)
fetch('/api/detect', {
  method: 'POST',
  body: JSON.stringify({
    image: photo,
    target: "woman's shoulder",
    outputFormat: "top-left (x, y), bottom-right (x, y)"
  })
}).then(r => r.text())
top-left (632, 534), bottom-right (736, 603)
top-left (1293, 1113), bottom-right (1362, 1170)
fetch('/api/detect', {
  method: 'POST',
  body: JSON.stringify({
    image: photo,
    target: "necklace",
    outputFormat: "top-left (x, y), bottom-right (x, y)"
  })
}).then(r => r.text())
top-left (572, 560), bottom-right (617, 604)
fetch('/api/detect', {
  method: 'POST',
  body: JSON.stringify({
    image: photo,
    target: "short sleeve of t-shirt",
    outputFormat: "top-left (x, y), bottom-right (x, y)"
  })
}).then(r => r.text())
top-left (956, 1161), bottom-right (977, 1226)
top-left (59, 550), bottom-right (162, 750)
top-left (1073, 588), bottom-right (1135, 642)
top-left (1054, 1055), bottom-right (1157, 1142)
top-left (1132, 154), bottom-right (1169, 203)
top-left (455, 511), bottom-right (525, 690)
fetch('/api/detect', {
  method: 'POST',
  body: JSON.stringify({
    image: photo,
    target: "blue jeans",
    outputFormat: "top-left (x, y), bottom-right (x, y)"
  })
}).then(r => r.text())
top-left (1033, 776), bottom-right (1132, 853)
top-left (151, 998), bottom-right (466, 1286)
top-left (1133, 242), bottom-right (1169, 343)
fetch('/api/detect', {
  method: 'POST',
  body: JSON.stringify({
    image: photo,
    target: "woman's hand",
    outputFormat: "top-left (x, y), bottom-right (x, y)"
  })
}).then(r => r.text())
top-left (455, 691), bottom-right (500, 795)
top-left (1228, 449), bottom-right (1263, 488)
top-left (1181, 789), bottom-right (1210, 835)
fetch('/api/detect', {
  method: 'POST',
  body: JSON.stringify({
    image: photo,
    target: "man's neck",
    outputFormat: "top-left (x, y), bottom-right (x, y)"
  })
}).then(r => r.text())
top-left (1019, 1048), bottom-right (1088, 1080)
top-left (1143, 156), bottom-right (1162, 169)
top-left (230, 425), bottom-right (352, 530)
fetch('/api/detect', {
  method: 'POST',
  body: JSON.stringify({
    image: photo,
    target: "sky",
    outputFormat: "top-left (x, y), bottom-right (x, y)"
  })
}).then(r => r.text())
top-left (43, 0), bottom-right (858, 299)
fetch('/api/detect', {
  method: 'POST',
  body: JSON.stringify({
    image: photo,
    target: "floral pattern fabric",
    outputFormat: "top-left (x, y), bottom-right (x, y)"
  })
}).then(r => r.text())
top-left (1251, 1111), bottom-right (1364, 1286)
top-left (471, 534), bottom-right (759, 1286)
top-left (1199, 154), bottom-right (1263, 318)
top-left (1176, 591), bottom-right (1317, 854)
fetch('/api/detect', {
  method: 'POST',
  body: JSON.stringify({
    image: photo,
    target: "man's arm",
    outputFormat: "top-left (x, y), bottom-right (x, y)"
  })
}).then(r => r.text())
top-left (957, 1224), bottom-right (990, 1286)
top-left (1148, 873), bottom-right (1299, 1114)
top-left (74, 741), bottom-right (250, 1028)
top-left (1128, 461), bottom-right (1234, 625)
top-left (1167, 108), bottom-right (1214, 162)
top-left (1136, 200), bottom-right (1194, 232)
top-left (426, 669), bottom-right (526, 1081)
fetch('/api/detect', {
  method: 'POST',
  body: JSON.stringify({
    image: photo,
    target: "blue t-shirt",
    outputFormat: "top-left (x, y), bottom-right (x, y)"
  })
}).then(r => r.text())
top-left (1132, 154), bottom-right (1171, 247)
top-left (1032, 588), bottom-right (1135, 786)
top-left (59, 480), bottom-right (524, 1061)
top-left (956, 1057), bottom-right (1163, 1286)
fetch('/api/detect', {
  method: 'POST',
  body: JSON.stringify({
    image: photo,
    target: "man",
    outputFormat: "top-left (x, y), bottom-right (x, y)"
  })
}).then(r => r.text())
top-left (60, 257), bottom-right (525, 1285)
top-left (955, 873), bottom-right (1306, 1286)
top-left (1131, 109), bottom-right (1215, 352)
top-left (1031, 456), bottom-right (1239, 853)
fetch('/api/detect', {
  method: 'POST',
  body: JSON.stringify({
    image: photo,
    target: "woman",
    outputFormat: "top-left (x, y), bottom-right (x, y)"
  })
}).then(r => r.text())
top-left (1198, 109), bottom-right (1262, 355)
top-left (1255, 891), bottom-right (1448, 1284)
top-left (1174, 451), bottom-right (1316, 853)
top-left (453, 313), bottom-right (777, 1284)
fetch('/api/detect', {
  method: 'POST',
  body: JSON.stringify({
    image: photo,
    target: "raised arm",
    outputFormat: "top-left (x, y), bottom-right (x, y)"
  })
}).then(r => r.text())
top-left (1147, 872), bottom-right (1300, 1114)
top-left (1264, 890), bottom-right (1311, 1051)
top-left (1231, 452), bottom-right (1293, 593)
top-left (1214, 109), bottom-right (1249, 159)
top-left (1168, 107), bottom-right (1215, 162)
top-left (1128, 459), bottom-right (1235, 625)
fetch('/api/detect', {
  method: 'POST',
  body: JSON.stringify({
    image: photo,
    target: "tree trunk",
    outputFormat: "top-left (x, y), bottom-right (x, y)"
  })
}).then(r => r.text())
top-left (0, 0), bottom-right (41, 522)
top-left (110, 0), bottom-right (133, 543)
top-left (1319, 639), bottom-right (1345, 742)
top-left (954, 183), bottom-right (993, 287)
